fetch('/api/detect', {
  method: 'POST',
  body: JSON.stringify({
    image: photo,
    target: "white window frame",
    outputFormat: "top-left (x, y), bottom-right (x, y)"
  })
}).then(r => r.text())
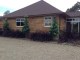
top-left (16, 18), bottom-right (25, 27)
top-left (44, 16), bottom-right (53, 27)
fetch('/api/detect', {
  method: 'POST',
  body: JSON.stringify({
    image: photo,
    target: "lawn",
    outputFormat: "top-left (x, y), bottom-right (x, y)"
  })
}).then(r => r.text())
top-left (0, 37), bottom-right (80, 60)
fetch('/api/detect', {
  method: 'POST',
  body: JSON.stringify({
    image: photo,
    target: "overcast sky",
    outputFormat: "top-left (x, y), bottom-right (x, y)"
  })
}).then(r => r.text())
top-left (0, 0), bottom-right (80, 16)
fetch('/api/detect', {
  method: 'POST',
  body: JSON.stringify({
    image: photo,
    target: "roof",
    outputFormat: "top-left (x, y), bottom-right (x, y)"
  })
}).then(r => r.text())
top-left (0, 16), bottom-right (3, 20)
top-left (4, 0), bottom-right (63, 18)
top-left (0, 16), bottom-right (2, 19)
top-left (66, 11), bottom-right (80, 17)
top-left (0, 16), bottom-right (2, 18)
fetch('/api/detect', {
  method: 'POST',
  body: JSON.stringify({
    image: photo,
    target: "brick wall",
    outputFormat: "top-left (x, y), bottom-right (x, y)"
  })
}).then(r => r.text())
top-left (8, 18), bottom-right (22, 31)
top-left (2, 16), bottom-right (66, 32)
top-left (0, 20), bottom-right (3, 29)
top-left (28, 16), bottom-right (50, 32)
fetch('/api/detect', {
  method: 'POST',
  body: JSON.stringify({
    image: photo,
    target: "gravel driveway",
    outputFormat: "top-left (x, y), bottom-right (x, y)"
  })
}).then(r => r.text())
top-left (0, 37), bottom-right (80, 60)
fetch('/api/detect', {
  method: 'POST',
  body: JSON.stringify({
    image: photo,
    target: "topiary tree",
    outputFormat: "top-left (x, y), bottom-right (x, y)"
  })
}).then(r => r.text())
top-left (49, 17), bottom-right (58, 38)
top-left (3, 19), bottom-right (9, 31)
top-left (22, 17), bottom-right (30, 35)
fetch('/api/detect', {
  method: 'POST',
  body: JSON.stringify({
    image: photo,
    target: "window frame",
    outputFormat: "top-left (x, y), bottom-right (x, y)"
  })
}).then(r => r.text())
top-left (16, 18), bottom-right (25, 27)
top-left (44, 16), bottom-right (53, 27)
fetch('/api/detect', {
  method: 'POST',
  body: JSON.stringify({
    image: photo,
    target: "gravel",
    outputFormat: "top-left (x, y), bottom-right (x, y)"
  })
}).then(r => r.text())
top-left (0, 37), bottom-right (80, 60)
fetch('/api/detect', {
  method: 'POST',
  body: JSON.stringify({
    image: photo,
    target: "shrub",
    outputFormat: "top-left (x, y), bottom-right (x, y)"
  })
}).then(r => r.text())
top-left (59, 31), bottom-right (79, 43)
top-left (30, 32), bottom-right (53, 42)
top-left (0, 30), bottom-right (3, 36)
top-left (22, 17), bottom-right (30, 37)
top-left (2, 19), bottom-right (11, 37)
top-left (49, 17), bottom-right (58, 38)
top-left (10, 30), bottom-right (25, 38)
top-left (14, 30), bottom-right (25, 38)
top-left (2, 30), bottom-right (25, 38)
top-left (2, 30), bottom-right (11, 37)
top-left (3, 19), bottom-right (10, 31)
top-left (59, 31), bottom-right (68, 43)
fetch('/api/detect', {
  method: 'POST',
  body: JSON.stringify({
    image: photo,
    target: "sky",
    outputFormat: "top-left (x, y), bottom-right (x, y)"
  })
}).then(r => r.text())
top-left (0, 0), bottom-right (80, 16)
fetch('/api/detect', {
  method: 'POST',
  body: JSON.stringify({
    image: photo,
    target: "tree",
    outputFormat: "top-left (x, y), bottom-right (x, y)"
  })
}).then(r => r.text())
top-left (49, 17), bottom-right (58, 38)
top-left (66, 2), bottom-right (80, 12)
top-left (3, 19), bottom-right (9, 31)
top-left (22, 17), bottom-right (30, 34)
top-left (4, 10), bottom-right (10, 15)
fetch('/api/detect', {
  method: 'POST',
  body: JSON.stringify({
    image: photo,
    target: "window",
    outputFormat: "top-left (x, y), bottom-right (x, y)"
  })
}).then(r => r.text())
top-left (44, 16), bottom-right (53, 27)
top-left (16, 18), bottom-right (25, 27)
top-left (66, 18), bottom-right (80, 33)
top-left (67, 19), bottom-right (72, 21)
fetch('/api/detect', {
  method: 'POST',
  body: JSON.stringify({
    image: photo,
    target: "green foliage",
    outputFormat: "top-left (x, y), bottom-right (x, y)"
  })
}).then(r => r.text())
top-left (22, 17), bottom-right (30, 34)
top-left (3, 19), bottom-right (9, 30)
top-left (4, 10), bottom-right (10, 15)
top-left (49, 17), bottom-right (58, 37)
top-left (66, 2), bottom-right (80, 12)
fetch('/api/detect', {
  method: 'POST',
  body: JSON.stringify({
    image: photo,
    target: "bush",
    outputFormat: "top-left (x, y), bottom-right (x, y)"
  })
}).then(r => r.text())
top-left (2, 30), bottom-right (25, 38)
top-left (49, 17), bottom-right (58, 38)
top-left (59, 31), bottom-right (68, 43)
top-left (2, 30), bottom-right (11, 37)
top-left (30, 32), bottom-right (53, 42)
top-left (22, 17), bottom-right (30, 37)
top-left (3, 20), bottom-right (10, 31)
top-left (59, 31), bottom-right (79, 43)
top-left (13, 30), bottom-right (25, 38)
top-left (3, 19), bottom-right (11, 37)
top-left (0, 30), bottom-right (3, 36)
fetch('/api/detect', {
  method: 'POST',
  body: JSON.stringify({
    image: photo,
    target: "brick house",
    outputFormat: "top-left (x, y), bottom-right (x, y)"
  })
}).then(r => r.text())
top-left (0, 0), bottom-right (70, 33)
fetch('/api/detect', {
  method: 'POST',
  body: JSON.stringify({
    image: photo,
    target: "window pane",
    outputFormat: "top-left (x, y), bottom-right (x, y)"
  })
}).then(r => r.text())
top-left (44, 16), bottom-right (52, 26)
top-left (45, 17), bottom-right (47, 19)
top-left (67, 19), bottom-right (72, 21)
top-left (45, 16), bottom-right (52, 19)
top-left (45, 22), bottom-right (52, 26)
top-left (73, 22), bottom-right (78, 33)
top-left (21, 20), bottom-right (24, 22)
top-left (45, 19), bottom-right (49, 22)
top-left (21, 22), bottom-right (24, 26)
top-left (48, 17), bottom-right (51, 19)
top-left (66, 22), bottom-right (71, 32)
top-left (48, 23), bottom-right (52, 26)
top-left (16, 22), bottom-right (20, 26)
top-left (45, 23), bottom-right (50, 26)
top-left (16, 19), bottom-right (20, 22)
top-left (21, 18), bottom-right (25, 22)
